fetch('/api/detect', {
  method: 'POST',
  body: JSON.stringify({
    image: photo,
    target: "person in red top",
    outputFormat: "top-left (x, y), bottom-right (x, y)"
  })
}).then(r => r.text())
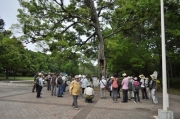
top-left (51, 73), bottom-right (57, 96)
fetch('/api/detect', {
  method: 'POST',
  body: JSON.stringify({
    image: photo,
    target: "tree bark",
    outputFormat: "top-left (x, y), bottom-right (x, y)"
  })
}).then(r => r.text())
top-left (87, 0), bottom-right (106, 79)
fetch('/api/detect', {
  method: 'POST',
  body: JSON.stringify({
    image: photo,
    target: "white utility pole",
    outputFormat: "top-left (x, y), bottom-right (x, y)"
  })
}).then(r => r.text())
top-left (160, 0), bottom-right (168, 111)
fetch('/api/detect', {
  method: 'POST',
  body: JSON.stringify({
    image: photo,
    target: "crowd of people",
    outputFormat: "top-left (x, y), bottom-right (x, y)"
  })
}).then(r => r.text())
top-left (32, 72), bottom-right (158, 110)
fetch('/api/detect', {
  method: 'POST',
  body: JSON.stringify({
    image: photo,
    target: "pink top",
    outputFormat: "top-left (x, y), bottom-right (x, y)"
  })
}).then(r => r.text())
top-left (121, 77), bottom-right (128, 89)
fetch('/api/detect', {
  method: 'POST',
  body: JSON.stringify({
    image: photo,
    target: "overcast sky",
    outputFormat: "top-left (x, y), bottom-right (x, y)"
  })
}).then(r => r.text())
top-left (0, 0), bottom-right (71, 52)
top-left (0, 0), bottom-right (38, 51)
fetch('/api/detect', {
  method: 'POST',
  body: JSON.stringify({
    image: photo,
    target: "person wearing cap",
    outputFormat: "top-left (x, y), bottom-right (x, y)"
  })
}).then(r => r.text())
top-left (133, 77), bottom-right (140, 103)
top-left (99, 76), bottom-right (107, 99)
top-left (140, 74), bottom-right (148, 100)
top-left (149, 74), bottom-right (158, 104)
top-left (69, 75), bottom-right (81, 110)
top-left (36, 73), bottom-right (44, 98)
top-left (83, 83), bottom-right (94, 103)
top-left (121, 73), bottom-right (128, 103)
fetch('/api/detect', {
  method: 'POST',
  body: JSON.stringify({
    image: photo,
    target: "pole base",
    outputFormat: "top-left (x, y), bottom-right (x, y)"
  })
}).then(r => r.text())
top-left (158, 109), bottom-right (174, 119)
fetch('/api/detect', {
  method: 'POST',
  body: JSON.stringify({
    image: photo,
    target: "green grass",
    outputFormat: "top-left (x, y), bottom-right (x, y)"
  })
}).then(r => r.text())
top-left (0, 77), bottom-right (33, 81)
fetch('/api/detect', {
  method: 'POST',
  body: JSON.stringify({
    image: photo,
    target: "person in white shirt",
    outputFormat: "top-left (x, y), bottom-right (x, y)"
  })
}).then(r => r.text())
top-left (140, 74), bottom-right (148, 100)
top-left (99, 76), bottom-right (107, 99)
top-left (81, 75), bottom-right (89, 94)
top-left (36, 73), bottom-right (44, 98)
top-left (83, 84), bottom-right (94, 103)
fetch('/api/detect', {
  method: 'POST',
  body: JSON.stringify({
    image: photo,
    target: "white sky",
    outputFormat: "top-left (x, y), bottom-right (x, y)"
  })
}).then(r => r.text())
top-left (0, 0), bottom-right (70, 52)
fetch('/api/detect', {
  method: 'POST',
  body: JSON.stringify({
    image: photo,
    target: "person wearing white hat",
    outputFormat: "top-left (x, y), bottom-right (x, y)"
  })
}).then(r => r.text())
top-left (139, 74), bottom-right (148, 100)
top-left (121, 73), bottom-right (128, 103)
top-left (69, 75), bottom-right (81, 110)
top-left (133, 77), bottom-right (140, 103)
top-left (149, 74), bottom-right (158, 104)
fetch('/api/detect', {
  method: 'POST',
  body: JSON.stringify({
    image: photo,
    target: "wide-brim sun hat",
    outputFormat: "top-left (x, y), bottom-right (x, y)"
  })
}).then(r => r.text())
top-left (122, 73), bottom-right (126, 77)
top-left (139, 74), bottom-right (145, 79)
top-left (150, 74), bottom-right (156, 79)
top-left (75, 75), bottom-right (80, 79)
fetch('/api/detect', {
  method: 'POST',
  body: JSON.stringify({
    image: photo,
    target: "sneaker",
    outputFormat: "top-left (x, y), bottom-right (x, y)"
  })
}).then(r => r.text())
top-left (134, 101), bottom-right (136, 103)
top-left (75, 108), bottom-right (79, 110)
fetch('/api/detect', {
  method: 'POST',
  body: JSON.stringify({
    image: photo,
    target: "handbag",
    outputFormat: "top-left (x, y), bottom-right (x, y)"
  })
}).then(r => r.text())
top-left (101, 80), bottom-right (108, 90)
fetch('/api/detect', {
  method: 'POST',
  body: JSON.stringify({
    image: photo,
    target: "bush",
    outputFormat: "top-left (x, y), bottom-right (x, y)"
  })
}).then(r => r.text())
top-left (170, 78), bottom-right (180, 89)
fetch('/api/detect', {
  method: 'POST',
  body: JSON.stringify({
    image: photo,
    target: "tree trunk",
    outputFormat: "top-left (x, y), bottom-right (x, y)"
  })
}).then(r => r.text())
top-left (88, 0), bottom-right (106, 80)
top-left (5, 68), bottom-right (9, 80)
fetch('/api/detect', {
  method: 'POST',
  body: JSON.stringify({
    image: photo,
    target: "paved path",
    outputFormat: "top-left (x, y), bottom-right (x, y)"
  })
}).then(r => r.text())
top-left (0, 85), bottom-right (179, 119)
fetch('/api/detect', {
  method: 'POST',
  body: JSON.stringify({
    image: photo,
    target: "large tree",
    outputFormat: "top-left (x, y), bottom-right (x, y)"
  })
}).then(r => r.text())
top-left (17, 0), bottom-right (126, 78)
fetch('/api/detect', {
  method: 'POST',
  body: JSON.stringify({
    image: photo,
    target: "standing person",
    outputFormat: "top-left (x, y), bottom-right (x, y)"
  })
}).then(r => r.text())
top-left (57, 76), bottom-right (63, 97)
top-left (32, 72), bottom-right (38, 92)
top-left (83, 83), bottom-right (94, 103)
top-left (80, 75), bottom-right (88, 98)
top-left (36, 73), bottom-right (44, 98)
top-left (69, 75), bottom-right (81, 110)
top-left (128, 76), bottom-right (133, 100)
top-left (139, 74), bottom-right (148, 100)
top-left (111, 74), bottom-right (120, 103)
top-left (62, 74), bottom-right (67, 92)
top-left (121, 73), bottom-right (128, 103)
top-left (99, 76), bottom-right (107, 99)
top-left (107, 76), bottom-right (113, 98)
top-left (51, 73), bottom-right (57, 96)
top-left (133, 77), bottom-right (140, 103)
top-left (131, 77), bottom-right (135, 99)
top-left (149, 74), bottom-right (158, 104)
top-left (145, 77), bottom-right (151, 99)
top-left (46, 73), bottom-right (51, 91)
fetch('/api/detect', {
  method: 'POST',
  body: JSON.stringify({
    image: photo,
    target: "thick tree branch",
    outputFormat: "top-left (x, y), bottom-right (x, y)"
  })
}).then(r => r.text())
top-left (80, 32), bottom-right (96, 47)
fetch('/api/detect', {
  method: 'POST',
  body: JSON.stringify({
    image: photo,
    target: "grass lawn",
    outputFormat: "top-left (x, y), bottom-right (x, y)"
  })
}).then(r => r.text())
top-left (0, 77), bottom-right (33, 81)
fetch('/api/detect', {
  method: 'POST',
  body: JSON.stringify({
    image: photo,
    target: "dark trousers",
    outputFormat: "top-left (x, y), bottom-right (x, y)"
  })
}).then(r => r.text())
top-left (109, 91), bottom-right (112, 97)
top-left (35, 84), bottom-right (38, 92)
top-left (118, 86), bottom-right (121, 98)
top-left (134, 91), bottom-right (140, 102)
top-left (112, 88), bottom-right (118, 101)
top-left (72, 95), bottom-right (78, 108)
top-left (57, 84), bottom-right (63, 96)
top-left (63, 82), bottom-right (67, 92)
top-left (141, 87), bottom-right (148, 99)
top-left (36, 85), bottom-right (42, 98)
top-left (122, 89), bottom-right (128, 102)
top-left (47, 80), bottom-right (51, 90)
top-left (32, 84), bottom-right (36, 92)
top-left (82, 88), bottom-right (85, 95)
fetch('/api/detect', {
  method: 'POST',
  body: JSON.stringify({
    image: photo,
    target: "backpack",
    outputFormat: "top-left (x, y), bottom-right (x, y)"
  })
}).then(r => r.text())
top-left (35, 77), bottom-right (40, 85)
top-left (134, 81), bottom-right (140, 91)
top-left (112, 78), bottom-right (118, 88)
top-left (57, 77), bottom-right (63, 85)
top-left (149, 80), bottom-right (155, 90)
top-left (134, 85), bottom-right (139, 90)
